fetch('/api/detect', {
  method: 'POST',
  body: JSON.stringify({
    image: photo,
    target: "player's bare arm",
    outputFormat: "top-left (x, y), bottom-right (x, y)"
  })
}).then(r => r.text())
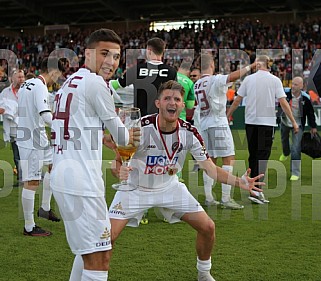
top-left (198, 158), bottom-right (264, 192)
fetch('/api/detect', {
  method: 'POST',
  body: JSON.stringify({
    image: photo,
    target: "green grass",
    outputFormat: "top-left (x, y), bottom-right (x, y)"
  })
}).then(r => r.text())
top-left (0, 128), bottom-right (321, 281)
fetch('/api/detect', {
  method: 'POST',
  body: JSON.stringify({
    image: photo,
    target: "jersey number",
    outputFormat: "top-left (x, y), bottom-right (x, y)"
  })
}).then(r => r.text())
top-left (53, 93), bottom-right (73, 140)
top-left (195, 90), bottom-right (209, 111)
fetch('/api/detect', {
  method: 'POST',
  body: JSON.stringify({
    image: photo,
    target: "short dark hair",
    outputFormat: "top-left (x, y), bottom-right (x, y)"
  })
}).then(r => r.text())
top-left (40, 57), bottom-right (65, 73)
top-left (147, 37), bottom-right (165, 56)
top-left (157, 80), bottom-right (185, 99)
top-left (26, 72), bottom-right (36, 79)
top-left (87, 28), bottom-right (122, 48)
top-left (190, 67), bottom-right (201, 73)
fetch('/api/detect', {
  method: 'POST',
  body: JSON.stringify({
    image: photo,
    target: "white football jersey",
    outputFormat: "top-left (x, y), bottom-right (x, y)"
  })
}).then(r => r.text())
top-left (17, 76), bottom-right (51, 149)
top-left (50, 68), bottom-right (118, 197)
top-left (194, 74), bottom-right (229, 131)
top-left (128, 114), bottom-right (209, 191)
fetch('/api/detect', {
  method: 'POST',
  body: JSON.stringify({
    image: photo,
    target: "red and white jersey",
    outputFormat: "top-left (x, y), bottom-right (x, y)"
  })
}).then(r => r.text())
top-left (17, 77), bottom-right (51, 149)
top-left (50, 68), bottom-right (118, 197)
top-left (128, 114), bottom-right (209, 191)
top-left (194, 74), bottom-right (229, 131)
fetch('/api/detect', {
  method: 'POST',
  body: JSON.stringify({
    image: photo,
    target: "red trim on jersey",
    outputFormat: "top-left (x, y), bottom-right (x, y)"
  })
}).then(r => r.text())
top-left (157, 115), bottom-right (180, 162)
top-left (178, 119), bottom-right (209, 159)
top-left (37, 75), bottom-right (46, 85)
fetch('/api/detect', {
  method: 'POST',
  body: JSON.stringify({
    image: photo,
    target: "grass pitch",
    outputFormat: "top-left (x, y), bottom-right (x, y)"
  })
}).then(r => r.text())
top-left (0, 129), bottom-right (320, 281)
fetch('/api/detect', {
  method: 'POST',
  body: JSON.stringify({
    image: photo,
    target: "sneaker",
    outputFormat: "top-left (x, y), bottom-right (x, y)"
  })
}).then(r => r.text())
top-left (205, 199), bottom-right (220, 206)
top-left (221, 199), bottom-right (244, 210)
top-left (140, 212), bottom-right (149, 224)
top-left (198, 271), bottom-right (216, 281)
top-left (290, 175), bottom-right (299, 181)
top-left (279, 153), bottom-right (288, 162)
top-left (140, 217), bottom-right (149, 225)
top-left (37, 207), bottom-right (61, 222)
top-left (23, 225), bottom-right (52, 237)
top-left (248, 192), bottom-right (269, 204)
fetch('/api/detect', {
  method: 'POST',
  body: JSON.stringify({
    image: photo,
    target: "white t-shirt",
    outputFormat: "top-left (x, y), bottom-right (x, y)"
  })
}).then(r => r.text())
top-left (194, 74), bottom-right (229, 131)
top-left (237, 70), bottom-right (286, 126)
top-left (127, 114), bottom-right (209, 191)
top-left (50, 68), bottom-right (126, 197)
top-left (17, 77), bottom-right (51, 149)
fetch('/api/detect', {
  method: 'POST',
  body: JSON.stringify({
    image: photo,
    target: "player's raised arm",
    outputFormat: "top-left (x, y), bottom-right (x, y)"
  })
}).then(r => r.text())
top-left (198, 158), bottom-right (265, 192)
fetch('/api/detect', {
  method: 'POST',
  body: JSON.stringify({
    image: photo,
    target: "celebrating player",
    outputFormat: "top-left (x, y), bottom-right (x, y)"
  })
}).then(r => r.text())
top-left (50, 29), bottom-right (140, 281)
top-left (109, 80), bottom-right (265, 281)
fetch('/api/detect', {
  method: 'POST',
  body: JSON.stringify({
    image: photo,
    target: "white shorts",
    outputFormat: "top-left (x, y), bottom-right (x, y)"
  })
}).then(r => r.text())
top-left (19, 146), bottom-right (52, 181)
top-left (201, 126), bottom-right (235, 158)
top-left (52, 190), bottom-right (112, 255)
top-left (109, 182), bottom-right (204, 227)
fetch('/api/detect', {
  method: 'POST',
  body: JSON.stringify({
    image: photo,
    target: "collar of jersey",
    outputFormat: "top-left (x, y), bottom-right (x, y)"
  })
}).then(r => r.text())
top-left (147, 60), bottom-right (163, 65)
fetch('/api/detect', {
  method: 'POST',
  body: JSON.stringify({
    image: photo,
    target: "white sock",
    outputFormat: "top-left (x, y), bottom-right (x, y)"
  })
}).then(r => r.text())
top-left (221, 165), bottom-right (233, 203)
top-left (22, 188), bottom-right (36, 232)
top-left (203, 172), bottom-right (214, 202)
top-left (81, 270), bottom-right (108, 281)
top-left (41, 172), bottom-right (51, 211)
top-left (197, 256), bottom-right (212, 272)
top-left (69, 255), bottom-right (84, 281)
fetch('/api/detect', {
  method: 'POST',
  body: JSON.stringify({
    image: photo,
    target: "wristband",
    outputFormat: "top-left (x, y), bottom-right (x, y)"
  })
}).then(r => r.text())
top-left (245, 65), bottom-right (251, 72)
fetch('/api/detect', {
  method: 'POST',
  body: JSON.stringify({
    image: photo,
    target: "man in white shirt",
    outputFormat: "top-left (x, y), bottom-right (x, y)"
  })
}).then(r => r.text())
top-left (109, 80), bottom-right (265, 281)
top-left (227, 55), bottom-right (299, 204)
top-left (0, 69), bottom-right (25, 185)
top-left (50, 29), bottom-right (140, 281)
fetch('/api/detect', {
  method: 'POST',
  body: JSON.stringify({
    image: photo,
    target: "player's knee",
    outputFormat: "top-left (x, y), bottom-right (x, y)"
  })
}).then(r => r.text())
top-left (83, 251), bottom-right (111, 271)
top-left (198, 219), bottom-right (215, 238)
top-left (206, 219), bottom-right (215, 237)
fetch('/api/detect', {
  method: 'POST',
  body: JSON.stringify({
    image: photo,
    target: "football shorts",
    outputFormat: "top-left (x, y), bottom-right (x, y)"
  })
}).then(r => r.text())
top-left (201, 126), bottom-right (235, 158)
top-left (19, 146), bottom-right (52, 181)
top-left (53, 190), bottom-right (112, 255)
top-left (109, 182), bottom-right (204, 227)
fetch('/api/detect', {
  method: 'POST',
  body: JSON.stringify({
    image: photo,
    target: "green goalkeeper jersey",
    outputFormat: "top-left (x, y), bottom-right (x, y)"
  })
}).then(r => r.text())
top-left (177, 72), bottom-right (195, 120)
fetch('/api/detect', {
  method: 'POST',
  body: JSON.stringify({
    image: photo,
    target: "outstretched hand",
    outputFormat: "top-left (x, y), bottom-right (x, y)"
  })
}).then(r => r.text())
top-left (239, 168), bottom-right (265, 192)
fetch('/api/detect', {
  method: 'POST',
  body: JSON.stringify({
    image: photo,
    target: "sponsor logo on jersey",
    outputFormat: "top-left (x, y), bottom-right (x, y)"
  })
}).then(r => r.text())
top-left (145, 155), bottom-right (178, 175)
top-left (139, 68), bottom-right (169, 77)
top-left (147, 144), bottom-right (156, 149)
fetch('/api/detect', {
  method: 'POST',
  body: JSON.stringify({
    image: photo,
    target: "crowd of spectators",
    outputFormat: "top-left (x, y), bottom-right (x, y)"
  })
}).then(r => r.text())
top-left (0, 17), bottom-right (321, 90)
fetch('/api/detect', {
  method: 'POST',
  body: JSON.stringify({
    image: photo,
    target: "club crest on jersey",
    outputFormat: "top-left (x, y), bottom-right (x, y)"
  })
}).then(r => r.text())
top-left (172, 142), bottom-right (183, 153)
top-left (145, 155), bottom-right (178, 175)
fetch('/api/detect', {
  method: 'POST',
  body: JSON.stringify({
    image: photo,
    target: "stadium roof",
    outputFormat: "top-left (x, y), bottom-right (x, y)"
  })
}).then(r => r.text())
top-left (0, 0), bottom-right (321, 29)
